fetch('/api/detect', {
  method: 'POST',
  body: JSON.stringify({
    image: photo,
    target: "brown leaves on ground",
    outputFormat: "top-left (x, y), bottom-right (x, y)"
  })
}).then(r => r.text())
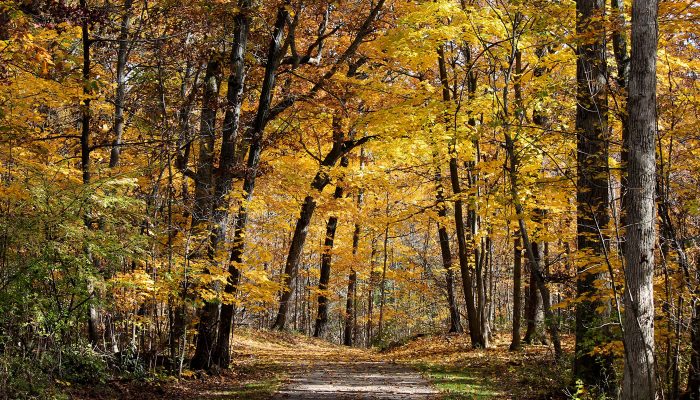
top-left (384, 332), bottom-right (575, 399)
top-left (68, 330), bottom-right (574, 399)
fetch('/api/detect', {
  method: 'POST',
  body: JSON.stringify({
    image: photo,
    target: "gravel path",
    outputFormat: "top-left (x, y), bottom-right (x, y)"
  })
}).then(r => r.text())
top-left (273, 361), bottom-right (439, 399)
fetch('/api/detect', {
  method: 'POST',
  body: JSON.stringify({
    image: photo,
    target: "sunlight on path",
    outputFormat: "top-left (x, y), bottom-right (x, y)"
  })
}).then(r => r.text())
top-left (273, 361), bottom-right (439, 399)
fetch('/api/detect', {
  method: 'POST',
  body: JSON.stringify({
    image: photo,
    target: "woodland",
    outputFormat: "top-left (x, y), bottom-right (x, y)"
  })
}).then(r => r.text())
top-left (0, 0), bottom-right (698, 398)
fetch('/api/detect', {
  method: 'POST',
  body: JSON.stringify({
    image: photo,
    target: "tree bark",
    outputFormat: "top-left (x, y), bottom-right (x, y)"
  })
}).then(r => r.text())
top-left (313, 155), bottom-right (348, 338)
top-left (211, 0), bottom-right (251, 369)
top-left (510, 235), bottom-right (522, 351)
top-left (688, 299), bottom-right (700, 398)
top-left (438, 45), bottom-right (480, 345)
top-left (189, 59), bottom-right (222, 371)
top-left (622, 0), bottom-right (658, 396)
top-left (366, 243), bottom-right (378, 346)
top-left (435, 46), bottom-right (463, 334)
top-left (523, 262), bottom-right (544, 344)
top-left (502, 62), bottom-right (561, 356)
top-left (573, 0), bottom-right (615, 390)
top-left (78, 0), bottom-right (100, 348)
top-left (109, 0), bottom-right (133, 168)
top-left (344, 149), bottom-right (365, 346)
top-left (344, 220), bottom-right (361, 346)
top-left (377, 225), bottom-right (389, 340)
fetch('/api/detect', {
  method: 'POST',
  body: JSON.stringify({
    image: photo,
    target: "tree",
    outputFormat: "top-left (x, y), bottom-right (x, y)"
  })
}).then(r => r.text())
top-left (621, 0), bottom-right (658, 396)
top-left (572, 0), bottom-right (615, 390)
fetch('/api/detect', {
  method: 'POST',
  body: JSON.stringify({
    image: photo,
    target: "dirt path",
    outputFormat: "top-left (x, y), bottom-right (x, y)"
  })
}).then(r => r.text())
top-left (231, 329), bottom-right (439, 399)
top-left (274, 361), bottom-right (439, 399)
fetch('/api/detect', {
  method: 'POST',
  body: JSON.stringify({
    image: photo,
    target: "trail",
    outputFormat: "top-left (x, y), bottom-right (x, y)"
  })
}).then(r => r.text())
top-left (273, 361), bottom-right (438, 399)
top-left (233, 329), bottom-right (439, 399)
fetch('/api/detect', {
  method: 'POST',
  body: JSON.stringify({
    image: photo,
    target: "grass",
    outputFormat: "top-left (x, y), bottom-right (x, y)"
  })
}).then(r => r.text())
top-left (191, 375), bottom-right (283, 399)
top-left (417, 363), bottom-right (502, 399)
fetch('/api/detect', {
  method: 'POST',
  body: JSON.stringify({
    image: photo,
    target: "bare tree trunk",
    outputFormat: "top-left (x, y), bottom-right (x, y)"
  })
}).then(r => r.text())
top-left (622, 0), bottom-right (658, 396)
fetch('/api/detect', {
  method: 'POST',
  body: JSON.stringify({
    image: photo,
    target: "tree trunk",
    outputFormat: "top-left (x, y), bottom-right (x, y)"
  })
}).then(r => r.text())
top-left (435, 47), bottom-right (463, 334)
top-left (622, 0), bottom-right (658, 396)
top-left (109, 0), bottom-right (133, 168)
top-left (688, 300), bottom-right (700, 398)
top-left (523, 260), bottom-right (543, 344)
top-left (377, 225), bottom-right (389, 340)
top-left (272, 125), bottom-right (371, 331)
top-left (510, 235), bottom-right (522, 351)
top-left (79, 0), bottom-right (100, 348)
top-left (503, 89), bottom-right (561, 358)
top-left (344, 150), bottom-right (365, 346)
top-left (313, 158), bottom-right (347, 337)
top-left (366, 244), bottom-right (378, 347)
top-left (344, 221), bottom-right (360, 346)
top-left (189, 59), bottom-right (222, 371)
top-left (573, 0), bottom-right (615, 390)
top-left (435, 160), bottom-right (462, 333)
top-left (437, 45), bottom-right (478, 344)
top-left (192, 4), bottom-right (287, 368)
top-left (211, 1), bottom-right (251, 369)
top-left (476, 236), bottom-right (490, 347)
top-left (450, 155), bottom-right (482, 347)
top-left (273, 197), bottom-right (318, 331)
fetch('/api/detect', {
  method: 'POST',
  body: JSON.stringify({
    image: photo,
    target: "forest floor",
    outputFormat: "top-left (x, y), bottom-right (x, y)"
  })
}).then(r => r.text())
top-left (68, 329), bottom-right (572, 399)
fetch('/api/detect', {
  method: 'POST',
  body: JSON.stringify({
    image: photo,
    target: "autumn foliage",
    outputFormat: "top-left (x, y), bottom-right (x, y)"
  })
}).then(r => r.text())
top-left (0, 0), bottom-right (699, 398)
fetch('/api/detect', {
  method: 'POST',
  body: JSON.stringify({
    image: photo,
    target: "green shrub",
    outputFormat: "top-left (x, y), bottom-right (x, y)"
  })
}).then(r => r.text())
top-left (0, 353), bottom-right (57, 400)
top-left (58, 344), bottom-right (108, 385)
